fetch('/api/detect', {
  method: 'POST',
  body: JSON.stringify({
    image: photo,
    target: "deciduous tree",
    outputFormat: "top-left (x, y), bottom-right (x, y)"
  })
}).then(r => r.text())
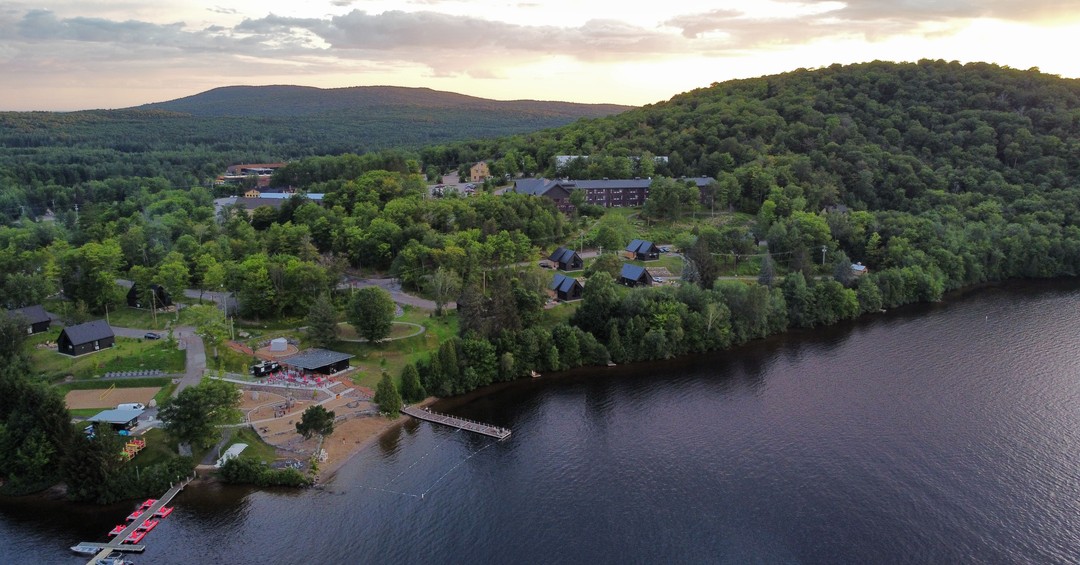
top-left (346, 287), bottom-right (396, 342)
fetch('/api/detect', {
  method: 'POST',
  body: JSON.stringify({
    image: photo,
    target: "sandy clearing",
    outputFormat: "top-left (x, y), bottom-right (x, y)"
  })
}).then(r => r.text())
top-left (65, 386), bottom-right (161, 409)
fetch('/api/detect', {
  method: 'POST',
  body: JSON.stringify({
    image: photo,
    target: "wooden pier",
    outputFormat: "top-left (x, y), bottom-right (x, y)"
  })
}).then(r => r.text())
top-left (402, 405), bottom-right (511, 440)
top-left (79, 473), bottom-right (194, 565)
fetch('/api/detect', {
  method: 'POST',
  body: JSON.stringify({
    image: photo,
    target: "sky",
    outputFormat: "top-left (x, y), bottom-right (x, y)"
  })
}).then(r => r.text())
top-left (2, 0), bottom-right (1079, 111)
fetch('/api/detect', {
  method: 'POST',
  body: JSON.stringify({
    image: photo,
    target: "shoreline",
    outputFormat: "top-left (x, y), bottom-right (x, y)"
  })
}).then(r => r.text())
top-left (316, 396), bottom-right (438, 482)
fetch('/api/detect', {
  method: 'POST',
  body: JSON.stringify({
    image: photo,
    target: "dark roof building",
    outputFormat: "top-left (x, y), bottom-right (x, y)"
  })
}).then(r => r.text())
top-left (87, 408), bottom-right (144, 431)
top-left (58, 320), bottom-right (115, 357)
top-left (6, 305), bottom-right (51, 335)
top-left (511, 177), bottom-right (716, 212)
top-left (549, 273), bottom-right (584, 301)
top-left (126, 283), bottom-right (172, 309)
top-left (548, 246), bottom-right (584, 271)
top-left (281, 348), bottom-right (354, 375)
top-left (619, 264), bottom-right (654, 287)
top-left (626, 239), bottom-right (661, 261)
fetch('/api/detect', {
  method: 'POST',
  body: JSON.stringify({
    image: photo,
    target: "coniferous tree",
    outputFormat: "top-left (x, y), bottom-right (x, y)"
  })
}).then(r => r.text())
top-left (758, 253), bottom-right (777, 287)
top-left (373, 371), bottom-right (402, 416)
top-left (305, 292), bottom-right (339, 348)
top-left (400, 364), bottom-right (426, 403)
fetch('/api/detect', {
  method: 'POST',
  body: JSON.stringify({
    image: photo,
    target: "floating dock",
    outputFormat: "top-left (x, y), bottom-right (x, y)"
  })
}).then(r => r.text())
top-left (402, 405), bottom-right (511, 440)
top-left (78, 474), bottom-right (193, 564)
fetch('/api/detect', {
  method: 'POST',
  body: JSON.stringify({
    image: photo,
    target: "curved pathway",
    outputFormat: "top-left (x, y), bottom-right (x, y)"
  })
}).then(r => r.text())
top-left (336, 321), bottom-right (426, 343)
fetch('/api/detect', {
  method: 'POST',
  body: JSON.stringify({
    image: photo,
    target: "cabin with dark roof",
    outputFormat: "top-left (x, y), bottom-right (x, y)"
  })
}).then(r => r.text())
top-left (619, 264), bottom-right (654, 287)
top-left (58, 320), bottom-right (115, 356)
top-left (6, 305), bottom-right (51, 335)
top-left (126, 283), bottom-right (172, 309)
top-left (549, 273), bottom-right (584, 302)
top-left (282, 348), bottom-right (354, 375)
top-left (548, 246), bottom-right (584, 271)
top-left (625, 239), bottom-right (661, 261)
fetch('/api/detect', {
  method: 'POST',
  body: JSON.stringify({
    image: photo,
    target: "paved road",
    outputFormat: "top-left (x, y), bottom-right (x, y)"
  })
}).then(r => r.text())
top-left (340, 276), bottom-right (453, 311)
top-left (110, 324), bottom-right (206, 395)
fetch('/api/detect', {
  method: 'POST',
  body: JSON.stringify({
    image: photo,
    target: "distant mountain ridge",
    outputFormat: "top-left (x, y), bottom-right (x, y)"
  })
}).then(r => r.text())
top-left (134, 85), bottom-right (632, 119)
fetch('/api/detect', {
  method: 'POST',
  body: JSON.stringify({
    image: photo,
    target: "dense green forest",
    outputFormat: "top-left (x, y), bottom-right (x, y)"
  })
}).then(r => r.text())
top-left (0, 86), bottom-right (628, 221)
top-left (3, 60), bottom-right (1080, 495)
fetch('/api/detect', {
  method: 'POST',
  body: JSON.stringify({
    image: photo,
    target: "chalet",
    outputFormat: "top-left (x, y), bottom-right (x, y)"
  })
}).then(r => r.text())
top-left (851, 263), bottom-right (868, 276)
top-left (548, 247), bottom-right (584, 271)
top-left (470, 162), bottom-right (491, 183)
top-left (513, 179), bottom-right (573, 212)
top-left (126, 283), bottom-right (172, 309)
top-left (58, 320), bottom-right (115, 357)
top-left (549, 273), bottom-right (584, 301)
top-left (626, 239), bottom-right (661, 261)
top-left (619, 264), bottom-right (654, 287)
top-left (282, 348), bottom-right (354, 375)
top-left (6, 305), bottom-right (51, 335)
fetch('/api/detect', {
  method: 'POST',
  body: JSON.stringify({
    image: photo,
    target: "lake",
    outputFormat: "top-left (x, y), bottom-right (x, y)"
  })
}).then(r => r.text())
top-left (3, 281), bottom-right (1079, 564)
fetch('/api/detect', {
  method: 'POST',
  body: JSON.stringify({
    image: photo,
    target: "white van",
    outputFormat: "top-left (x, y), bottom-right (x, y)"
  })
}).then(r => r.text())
top-left (116, 403), bottom-right (145, 411)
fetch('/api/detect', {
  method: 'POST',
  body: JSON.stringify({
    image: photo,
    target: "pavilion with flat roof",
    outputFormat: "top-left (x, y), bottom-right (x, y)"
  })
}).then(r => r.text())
top-left (281, 348), bottom-right (354, 375)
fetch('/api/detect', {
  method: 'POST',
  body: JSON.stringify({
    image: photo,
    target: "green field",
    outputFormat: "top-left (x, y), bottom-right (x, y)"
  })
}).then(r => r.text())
top-left (29, 331), bottom-right (186, 382)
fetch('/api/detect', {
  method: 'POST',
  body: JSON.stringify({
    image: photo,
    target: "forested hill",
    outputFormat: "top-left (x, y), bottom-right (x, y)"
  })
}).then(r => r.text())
top-left (426, 60), bottom-right (1080, 214)
top-left (136, 85), bottom-right (629, 118)
top-left (0, 87), bottom-right (628, 200)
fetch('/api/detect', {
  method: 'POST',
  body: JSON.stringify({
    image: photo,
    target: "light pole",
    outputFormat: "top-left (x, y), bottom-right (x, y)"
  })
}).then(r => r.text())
top-left (821, 245), bottom-right (827, 266)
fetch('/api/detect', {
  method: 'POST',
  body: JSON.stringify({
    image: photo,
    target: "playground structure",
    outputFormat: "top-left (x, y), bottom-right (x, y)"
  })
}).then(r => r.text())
top-left (119, 438), bottom-right (146, 462)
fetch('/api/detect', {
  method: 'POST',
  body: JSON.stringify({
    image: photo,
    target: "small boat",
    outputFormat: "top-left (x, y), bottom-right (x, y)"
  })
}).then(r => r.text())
top-left (154, 506), bottom-right (173, 518)
top-left (70, 543), bottom-right (101, 556)
top-left (108, 524), bottom-right (126, 536)
top-left (124, 530), bottom-right (146, 544)
top-left (125, 510), bottom-right (143, 521)
top-left (139, 498), bottom-right (157, 509)
top-left (137, 519), bottom-right (158, 532)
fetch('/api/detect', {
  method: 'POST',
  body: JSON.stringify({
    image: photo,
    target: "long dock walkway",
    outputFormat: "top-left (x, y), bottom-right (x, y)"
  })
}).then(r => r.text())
top-left (402, 405), bottom-right (511, 440)
top-left (80, 473), bottom-right (194, 564)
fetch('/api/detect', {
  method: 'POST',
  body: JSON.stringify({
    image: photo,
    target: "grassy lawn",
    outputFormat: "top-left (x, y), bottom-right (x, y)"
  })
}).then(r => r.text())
top-left (30, 333), bottom-right (185, 382)
top-left (539, 301), bottom-right (581, 328)
top-left (226, 426), bottom-right (279, 463)
top-left (130, 428), bottom-right (177, 467)
top-left (338, 321), bottom-right (424, 341)
top-left (69, 407), bottom-right (106, 418)
top-left (333, 307), bottom-right (456, 389)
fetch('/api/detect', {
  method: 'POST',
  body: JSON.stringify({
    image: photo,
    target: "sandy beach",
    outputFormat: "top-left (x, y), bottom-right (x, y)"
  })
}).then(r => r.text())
top-left (234, 374), bottom-right (436, 480)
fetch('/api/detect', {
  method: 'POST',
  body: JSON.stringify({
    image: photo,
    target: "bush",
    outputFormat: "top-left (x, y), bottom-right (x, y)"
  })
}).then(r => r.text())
top-left (218, 457), bottom-right (312, 487)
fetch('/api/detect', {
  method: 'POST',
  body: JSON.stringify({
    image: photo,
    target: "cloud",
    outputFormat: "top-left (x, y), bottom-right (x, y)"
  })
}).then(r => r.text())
top-left (209, 6), bottom-right (238, 15)
top-left (808, 0), bottom-right (1080, 24)
top-left (662, 0), bottom-right (1080, 49)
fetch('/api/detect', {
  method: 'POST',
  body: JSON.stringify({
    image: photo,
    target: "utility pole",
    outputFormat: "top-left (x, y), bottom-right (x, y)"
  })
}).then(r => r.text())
top-left (821, 245), bottom-right (827, 266)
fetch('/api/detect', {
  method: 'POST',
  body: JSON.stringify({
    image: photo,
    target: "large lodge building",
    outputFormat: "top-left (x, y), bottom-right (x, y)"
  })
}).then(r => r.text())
top-left (511, 177), bottom-right (715, 213)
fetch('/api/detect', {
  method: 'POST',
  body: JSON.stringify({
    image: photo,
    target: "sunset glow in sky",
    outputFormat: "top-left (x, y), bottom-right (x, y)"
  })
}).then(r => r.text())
top-left (2, 0), bottom-right (1079, 111)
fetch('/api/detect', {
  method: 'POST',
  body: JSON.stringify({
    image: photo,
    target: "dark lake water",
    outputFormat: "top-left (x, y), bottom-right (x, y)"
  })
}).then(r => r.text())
top-left (3, 281), bottom-right (1080, 564)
